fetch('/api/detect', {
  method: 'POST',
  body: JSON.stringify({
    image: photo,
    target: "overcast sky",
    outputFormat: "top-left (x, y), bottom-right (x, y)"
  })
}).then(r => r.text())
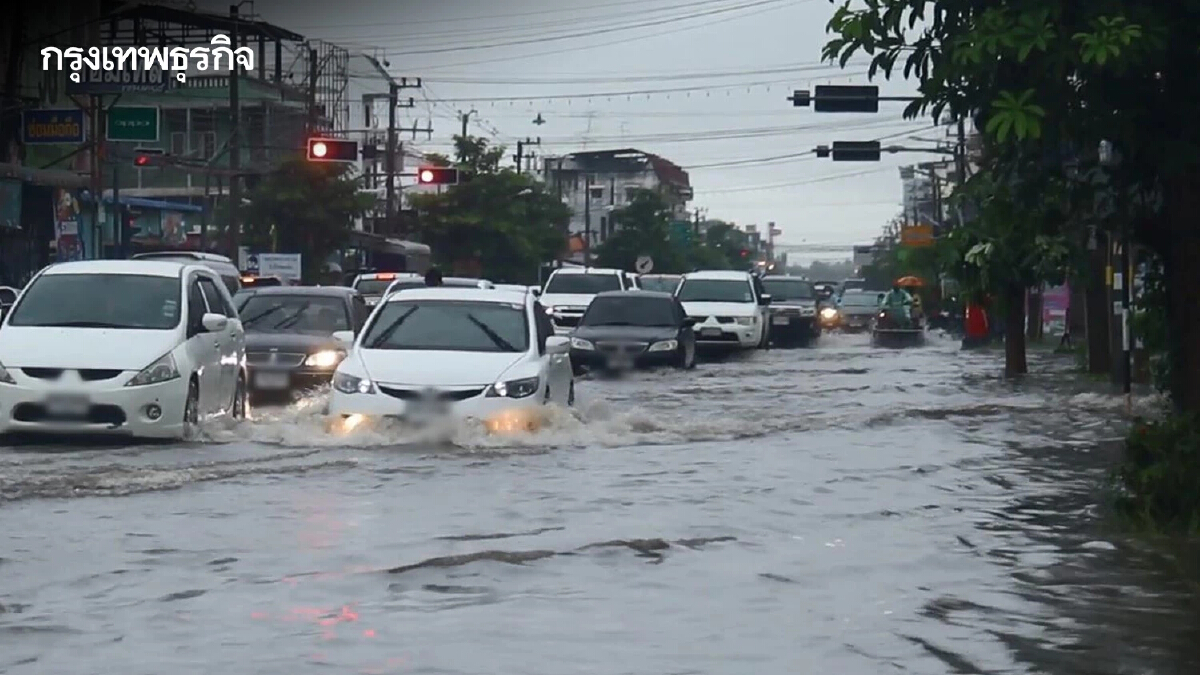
top-left (190, 0), bottom-right (942, 260)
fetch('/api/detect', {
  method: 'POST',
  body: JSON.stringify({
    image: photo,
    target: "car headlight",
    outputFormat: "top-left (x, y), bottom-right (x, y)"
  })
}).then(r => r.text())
top-left (821, 308), bottom-right (837, 319)
top-left (332, 370), bottom-right (375, 394)
top-left (0, 359), bottom-right (14, 385)
top-left (305, 350), bottom-right (346, 368)
top-left (735, 317), bottom-right (754, 326)
top-left (570, 337), bottom-right (594, 350)
top-left (648, 339), bottom-right (677, 352)
top-left (486, 376), bottom-right (540, 399)
top-left (125, 352), bottom-right (180, 387)
top-left (544, 305), bottom-right (555, 314)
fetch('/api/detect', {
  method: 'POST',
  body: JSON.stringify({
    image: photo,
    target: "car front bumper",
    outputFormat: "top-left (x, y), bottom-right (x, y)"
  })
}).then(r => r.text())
top-left (246, 365), bottom-right (336, 395)
top-left (327, 388), bottom-right (548, 433)
top-left (769, 312), bottom-right (818, 337)
top-left (570, 347), bottom-right (676, 369)
top-left (0, 375), bottom-right (190, 439)
top-left (692, 322), bottom-right (757, 347)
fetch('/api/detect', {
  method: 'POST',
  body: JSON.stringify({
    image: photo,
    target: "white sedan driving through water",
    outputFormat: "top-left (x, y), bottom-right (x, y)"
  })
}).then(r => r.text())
top-left (327, 287), bottom-right (574, 434)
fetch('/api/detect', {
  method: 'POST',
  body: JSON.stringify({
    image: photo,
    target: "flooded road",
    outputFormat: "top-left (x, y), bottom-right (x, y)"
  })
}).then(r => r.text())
top-left (2, 333), bottom-right (1198, 674)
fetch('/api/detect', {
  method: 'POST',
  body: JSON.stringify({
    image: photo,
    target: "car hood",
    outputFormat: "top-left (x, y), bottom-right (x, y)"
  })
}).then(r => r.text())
top-left (0, 326), bottom-right (180, 370)
top-left (539, 293), bottom-right (596, 309)
top-left (571, 325), bottom-right (677, 342)
top-left (680, 301), bottom-right (757, 317)
top-left (356, 349), bottom-right (525, 387)
top-left (246, 331), bottom-right (342, 353)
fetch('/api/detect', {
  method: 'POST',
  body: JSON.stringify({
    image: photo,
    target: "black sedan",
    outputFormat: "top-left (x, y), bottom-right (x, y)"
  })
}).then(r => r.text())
top-left (568, 290), bottom-right (698, 374)
top-left (234, 286), bottom-right (371, 400)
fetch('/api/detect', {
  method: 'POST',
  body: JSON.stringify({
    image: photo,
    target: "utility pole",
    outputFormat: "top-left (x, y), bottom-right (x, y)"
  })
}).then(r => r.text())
top-left (307, 47), bottom-right (319, 133)
top-left (228, 3), bottom-right (242, 262)
top-left (583, 176), bottom-right (592, 265)
top-left (514, 137), bottom-right (540, 172)
top-left (386, 81), bottom-right (397, 223)
top-left (1120, 233), bottom-right (1132, 413)
top-left (456, 109), bottom-right (476, 162)
top-left (89, 95), bottom-right (102, 259)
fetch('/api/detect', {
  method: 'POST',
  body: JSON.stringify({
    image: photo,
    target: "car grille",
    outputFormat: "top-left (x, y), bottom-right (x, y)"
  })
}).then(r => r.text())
top-left (12, 402), bottom-right (126, 426)
top-left (19, 368), bottom-right (123, 381)
top-left (377, 386), bottom-right (485, 401)
top-left (247, 351), bottom-right (306, 367)
top-left (596, 341), bottom-right (649, 355)
top-left (553, 315), bottom-right (581, 328)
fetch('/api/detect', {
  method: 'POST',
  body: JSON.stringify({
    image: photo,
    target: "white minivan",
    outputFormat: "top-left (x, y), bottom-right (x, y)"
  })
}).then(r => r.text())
top-left (0, 260), bottom-right (247, 439)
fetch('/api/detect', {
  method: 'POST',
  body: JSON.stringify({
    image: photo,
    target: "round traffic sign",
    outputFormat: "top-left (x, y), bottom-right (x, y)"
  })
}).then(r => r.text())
top-left (635, 256), bottom-right (653, 273)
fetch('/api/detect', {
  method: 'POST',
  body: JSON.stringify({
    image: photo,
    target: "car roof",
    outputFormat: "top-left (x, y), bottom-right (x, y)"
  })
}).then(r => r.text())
top-left (761, 275), bottom-right (810, 281)
top-left (682, 270), bottom-right (752, 280)
top-left (550, 266), bottom-right (623, 275)
top-left (594, 290), bottom-right (674, 299)
top-left (237, 285), bottom-right (355, 297)
top-left (132, 251), bottom-right (233, 263)
top-left (382, 287), bottom-right (528, 304)
top-left (40, 259), bottom-right (191, 278)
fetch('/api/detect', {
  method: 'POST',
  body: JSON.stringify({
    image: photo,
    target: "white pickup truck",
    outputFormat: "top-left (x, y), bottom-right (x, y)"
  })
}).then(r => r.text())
top-left (540, 267), bottom-right (636, 333)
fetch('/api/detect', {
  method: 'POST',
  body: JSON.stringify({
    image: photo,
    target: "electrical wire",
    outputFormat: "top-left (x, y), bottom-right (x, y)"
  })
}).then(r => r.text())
top-left (699, 166), bottom-right (896, 194)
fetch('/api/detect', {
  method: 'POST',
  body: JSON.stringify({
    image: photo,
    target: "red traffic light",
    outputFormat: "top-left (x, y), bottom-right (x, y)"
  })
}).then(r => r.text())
top-left (307, 138), bottom-right (358, 162)
top-left (740, 249), bottom-right (749, 257)
top-left (132, 147), bottom-right (164, 168)
top-left (416, 167), bottom-right (459, 185)
top-left (134, 155), bottom-right (150, 166)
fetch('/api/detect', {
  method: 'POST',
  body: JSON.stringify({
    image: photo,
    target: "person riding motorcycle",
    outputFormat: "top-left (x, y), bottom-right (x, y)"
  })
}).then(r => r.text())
top-left (910, 293), bottom-right (924, 326)
top-left (879, 284), bottom-right (914, 328)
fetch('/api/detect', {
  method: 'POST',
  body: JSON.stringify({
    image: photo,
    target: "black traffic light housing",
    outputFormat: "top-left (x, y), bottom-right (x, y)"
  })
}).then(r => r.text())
top-left (307, 138), bottom-right (359, 162)
top-left (813, 85), bottom-right (880, 113)
top-left (417, 167), bottom-right (460, 185)
top-left (831, 141), bottom-right (881, 161)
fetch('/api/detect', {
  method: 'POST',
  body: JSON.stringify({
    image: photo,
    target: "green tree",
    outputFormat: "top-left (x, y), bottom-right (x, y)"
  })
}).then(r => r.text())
top-left (594, 189), bottom-right (687, 273)
top-left (241, 157), bottom-right (373, 281)
top-left (409, 136), bottom-right (570, 284)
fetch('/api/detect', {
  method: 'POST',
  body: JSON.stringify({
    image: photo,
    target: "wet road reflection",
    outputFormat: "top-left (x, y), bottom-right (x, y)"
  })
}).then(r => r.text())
top-left (1, 332), bottom-right (1197, 674)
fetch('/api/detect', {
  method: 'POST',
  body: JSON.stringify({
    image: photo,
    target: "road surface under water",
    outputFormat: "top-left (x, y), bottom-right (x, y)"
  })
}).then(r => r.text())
top-left (2, 332), bottom-right (1198, 675)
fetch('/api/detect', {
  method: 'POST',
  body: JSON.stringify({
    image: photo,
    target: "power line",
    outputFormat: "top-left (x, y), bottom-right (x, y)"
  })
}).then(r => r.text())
top-left (700, 166), bottom-right (896, 194)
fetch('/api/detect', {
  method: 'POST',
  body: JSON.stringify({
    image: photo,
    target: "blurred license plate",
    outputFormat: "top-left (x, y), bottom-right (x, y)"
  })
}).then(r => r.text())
top-left (407, 399), bottom-right (449, 417)
top-left (772, 316), bottom-right (790, 325)
top-left (608, 356), bottom-right (633, 369)
top-left (255, 372), bottom-right (290, 389)
top-left (45, 394), bottom-right (89, 416)
top-left (700, 327), bottom-right (722, 337)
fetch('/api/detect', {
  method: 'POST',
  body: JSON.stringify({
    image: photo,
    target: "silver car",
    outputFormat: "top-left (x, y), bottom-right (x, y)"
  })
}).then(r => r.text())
top-left (837, 290), bottom-right (884, 332)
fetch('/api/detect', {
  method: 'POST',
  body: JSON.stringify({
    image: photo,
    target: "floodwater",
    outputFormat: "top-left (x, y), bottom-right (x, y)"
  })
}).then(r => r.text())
top-left (2, 332), bottom-right (1198, 674)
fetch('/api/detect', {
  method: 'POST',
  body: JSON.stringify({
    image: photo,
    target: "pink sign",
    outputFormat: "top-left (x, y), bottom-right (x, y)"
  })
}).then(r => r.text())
top-left (1042, 283), bottom-right (1069, 332)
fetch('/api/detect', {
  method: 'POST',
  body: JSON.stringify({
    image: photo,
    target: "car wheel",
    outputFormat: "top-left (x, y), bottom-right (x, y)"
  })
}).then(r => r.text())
top-left (230, 372), bottom-right (247, 419)
top-left (182, 378), bottom-right (200, 439)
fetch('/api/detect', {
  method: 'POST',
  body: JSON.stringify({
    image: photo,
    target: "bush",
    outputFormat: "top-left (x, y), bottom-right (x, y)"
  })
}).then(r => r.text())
top-left (1112, 414), bottom-right (1200, 533)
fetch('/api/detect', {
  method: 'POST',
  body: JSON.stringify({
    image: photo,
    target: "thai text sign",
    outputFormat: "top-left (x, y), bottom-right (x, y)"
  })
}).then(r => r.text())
top-left (22, 109), bottom-right (86, 144)
top-left (107, 107), bottom-right (159, 142)
top-left (65, 66), bottom-right (168, 93)
top-left (46, 35), bottom-right (255, 91)
top-left (900, 222), bottom-right (934, 247)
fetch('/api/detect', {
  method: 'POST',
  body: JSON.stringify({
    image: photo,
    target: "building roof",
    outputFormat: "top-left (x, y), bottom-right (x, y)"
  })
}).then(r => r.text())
top-left (560, 149), bottom-right (689, 188)
top-left (105, 4), bottom-right (305, 42)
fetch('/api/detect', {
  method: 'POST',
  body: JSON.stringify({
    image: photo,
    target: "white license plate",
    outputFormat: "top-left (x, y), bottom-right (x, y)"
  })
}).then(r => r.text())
top-left (45, 394), bottom-right (89, 416)
top-left (255, 372), bottom-right (290, 389)
top-left (608, 357), bottom-right (634, 369)
top-left (700, 328), bottom-right (722, 338)
top-left (772, 316), bottom-right (790, 325)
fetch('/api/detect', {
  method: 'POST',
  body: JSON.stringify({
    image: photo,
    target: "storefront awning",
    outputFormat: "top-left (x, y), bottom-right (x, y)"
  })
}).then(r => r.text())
top-left (0, 163), bottom-right (88, 188)
top-left (81, 193), bottom-right (203, 213)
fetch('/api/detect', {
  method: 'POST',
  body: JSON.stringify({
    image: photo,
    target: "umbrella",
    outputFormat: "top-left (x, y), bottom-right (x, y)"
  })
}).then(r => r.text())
top-left (895, 276), bottom-right (924, 287)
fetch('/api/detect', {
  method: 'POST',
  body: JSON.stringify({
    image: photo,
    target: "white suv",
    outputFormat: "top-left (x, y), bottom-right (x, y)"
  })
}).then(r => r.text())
top-left (540, 267), bottom-right (634, 333)
top-left (675, 270), bottom-right (771, 350)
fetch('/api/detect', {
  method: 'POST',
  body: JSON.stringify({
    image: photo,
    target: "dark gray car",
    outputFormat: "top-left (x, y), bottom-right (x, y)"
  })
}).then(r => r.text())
top-left (836, 290), bottom-right (884, 332)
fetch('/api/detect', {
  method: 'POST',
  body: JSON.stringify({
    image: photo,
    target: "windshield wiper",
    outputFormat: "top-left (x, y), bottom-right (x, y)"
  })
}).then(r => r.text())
top-left (465, 313), bottom-right (516, 352)
top-left (241, 305), bottom-right (284, 326)
top-left (271, 301), bottom-right (312, 330)
top-left (365, 306), bottom-right (417, 348)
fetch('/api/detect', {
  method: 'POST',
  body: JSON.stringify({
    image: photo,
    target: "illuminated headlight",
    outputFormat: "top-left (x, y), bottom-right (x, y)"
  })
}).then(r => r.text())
top-left (0, 359), bottom-right (14, 385)
top-left (570, 337), bottom-right (594, 350)
top-left (821, 308), bottom-right (837, 319)
top-left (332, 371), bottom-right (374, 394)
top-left (735, 317), bottom-right (754, 326)
top-left (544, 305), bottom-right (555, 314)
top-left (486, 376), bottom-right (540, 399)
top-left (648, 339), bottom-right (677, 352)
top-left (305, 350), bottom-right (346, 368)
top-left (125, 352), bottom-right (180, 387)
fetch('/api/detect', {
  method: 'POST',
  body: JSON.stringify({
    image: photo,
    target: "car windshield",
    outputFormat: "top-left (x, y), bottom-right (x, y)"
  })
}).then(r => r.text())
top-left (582, 297), bottom-right (676, 327)
top-left (762, 278), bottom-right (814, 301)
top-left (236, 295), bottom-right (350, 333)
top-left (841, 293), bottom-right (879, 307)
top-left (361, 300), bottom-right (529, 352)
top-left (677, 279), bottom-right (754, 303)
top-left (638, 276), bottom-right (680, 293)
top-left (355, 278), bottom-right (406, 295)
top-left (6, 273), bottom-right (181, 329)
top-left (543, 273), bottom-right (622, 294)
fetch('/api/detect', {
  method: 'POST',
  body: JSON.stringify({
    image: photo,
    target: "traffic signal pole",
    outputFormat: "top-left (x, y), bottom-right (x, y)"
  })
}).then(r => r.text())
top-left (229, 3), bottom-right (242, 261)
top-left (386, 81), bottom-right (397, 222)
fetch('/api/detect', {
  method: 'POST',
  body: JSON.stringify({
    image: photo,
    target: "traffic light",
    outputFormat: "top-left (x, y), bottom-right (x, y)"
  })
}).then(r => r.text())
top-left (416, 167), bottom-right (459, 185)
top-left (813, 85), bottom-right (879, 113)
top-left (740, 249), bottom-right (749, 258)
top-left (132, 147), bottom-right (164, 168)
top-left (831, 141), bottom-right (881, 161)
top-left (307, 138), bottom-right (358, 162)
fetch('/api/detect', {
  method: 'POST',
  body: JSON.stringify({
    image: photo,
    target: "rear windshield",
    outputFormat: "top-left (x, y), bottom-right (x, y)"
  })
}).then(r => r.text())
top-left (355, 278), bottom-right (406, 295)
top-left (543, 273), bottom-right (622, 294)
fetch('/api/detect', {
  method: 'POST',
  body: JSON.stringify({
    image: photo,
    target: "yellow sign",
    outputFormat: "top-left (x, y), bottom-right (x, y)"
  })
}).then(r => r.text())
top-left (900, 223), bottom-right (934, 247)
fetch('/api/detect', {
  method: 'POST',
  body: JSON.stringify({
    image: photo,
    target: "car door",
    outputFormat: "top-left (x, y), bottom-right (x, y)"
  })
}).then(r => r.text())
top-left (185, 274), bottom-right (223, 416)
top-left (533, 300), bottom-right (570, 401)
top-left (198, 274), bottom-right (242, 401)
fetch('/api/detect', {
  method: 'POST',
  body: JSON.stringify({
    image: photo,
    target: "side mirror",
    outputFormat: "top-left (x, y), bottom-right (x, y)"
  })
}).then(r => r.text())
top-left (683, 316), bottom-right (699, 327)
top-left (332, 330), bottom-right (355, 346)
top-left (201, 313), bottom-right (228, 332)
top-left (545, 335), bottom-right (570, 354)
top-left (759, 294), bottom-right (772, 305)
top-left (531, 289), bottom-right (541, 297)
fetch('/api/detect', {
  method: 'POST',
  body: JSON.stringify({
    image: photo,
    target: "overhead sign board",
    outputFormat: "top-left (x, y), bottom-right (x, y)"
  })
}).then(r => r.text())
top-left (107, 106), bottom-right (159, 142)
top-left (65, 66), bottom-right (170, 94)
top-left (900, 223), bottom-right (934, 247)
top-left (22, 108), bottom-right (86, 144)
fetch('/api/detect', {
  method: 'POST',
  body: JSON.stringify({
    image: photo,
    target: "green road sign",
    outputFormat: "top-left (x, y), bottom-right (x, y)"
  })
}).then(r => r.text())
top-left (107, 106), bottom-right (159, 142)
top-left (670, 221), bottom-right (693, 246)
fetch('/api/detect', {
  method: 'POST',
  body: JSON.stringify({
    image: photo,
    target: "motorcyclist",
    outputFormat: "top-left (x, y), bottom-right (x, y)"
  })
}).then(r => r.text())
top-left (424, 267), bottom-right (444, 287)
top-left (880, 284), bottom-right (914, 328)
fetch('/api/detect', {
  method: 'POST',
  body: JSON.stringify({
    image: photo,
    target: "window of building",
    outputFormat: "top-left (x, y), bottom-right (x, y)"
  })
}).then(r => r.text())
top-left (589, 186), bottom-right (604, 200)
top-left (624, 187), bottom-right (638, 203)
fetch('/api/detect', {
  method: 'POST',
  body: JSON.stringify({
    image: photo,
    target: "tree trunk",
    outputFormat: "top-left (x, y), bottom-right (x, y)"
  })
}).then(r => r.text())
top-left (1004, 282), bottom-right (1028, 376)
top-left (1026, 286), bottom-right (1043, 341)
top-left (1164, 235), bottom-right (1200, 414)
top-left (1085, 244), bottom-right (1111, 374)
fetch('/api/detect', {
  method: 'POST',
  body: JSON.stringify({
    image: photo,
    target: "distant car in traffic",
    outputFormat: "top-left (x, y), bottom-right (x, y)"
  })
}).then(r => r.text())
top-left (351, 272), bottom-right (417, 307)
top-left (760, 276), bottom-right (820, 346)
top-left (637, 274), bottom-right (682, 293)
top-left (239, 274), bottom-right (292, 289)
top-left (676, 270), bottom-right (771, 351)
top-left (568, 290), bottom-right (697, 374)
top-left (837, 290), bottom-right (884, 332)
top-left (234, 286), bottom-right (370, 400)
top-left (0, 259), bottom-right (246, 440)
top-left (540, 266), bottom-right (635, 333)
top-left (326, 287), bottom-right (574, 434)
